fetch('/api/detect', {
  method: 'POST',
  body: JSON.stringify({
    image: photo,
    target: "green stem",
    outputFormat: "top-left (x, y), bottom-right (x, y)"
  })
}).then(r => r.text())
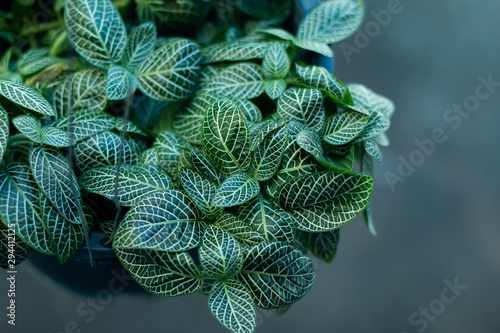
top-left (49, 30), bottom-right (68, 56)
top-left (20, 20), bottom-right (63, 37)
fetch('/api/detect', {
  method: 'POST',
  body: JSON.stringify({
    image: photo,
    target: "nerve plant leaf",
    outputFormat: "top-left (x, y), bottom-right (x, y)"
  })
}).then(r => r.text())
top-left (113, 190), bottom-right (204, 252)
top-left (106, 65), bottom-right (136, 100)
top-left (123, 23), bottom-right (157, 73)
top-left (262, 44), bottom-right (289, 79)
top-left (181, 168), bottom-right (221, 218)
top-left (213, 173), bottom-right (260, 208)
top-left (322, 111), bottom-right (369, 145)
top-left (209, 280), bottom-right (256, 333)
top-left (13, 115), bottom-right (72, 147)
top-left (250, 125), bottom-right (288, 181)
top-left (64, 0), bottom-right (127, 68)
top-left (0, 105), bottom-right (8, 161)
top-left (295, 64), bottom-right (350, 105)
top-left (53, 110), bottom-right (116, 142)
top-left (303, 229), bottom-right (340, 263)
top-left (277, 87), bottom-right (325, 131)
top-left (0, 80), bottom-right (55, 116)
top-left (236, 241), bottom-right (315, 309)
top-left (115, 248), bottom-right (203, 296)
top-left (215, 212), bottom-right (266, 246)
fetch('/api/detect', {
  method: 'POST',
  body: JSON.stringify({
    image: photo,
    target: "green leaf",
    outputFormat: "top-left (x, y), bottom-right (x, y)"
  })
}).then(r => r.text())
top-left (202, 41), bottom-right (272, 64)
top-left (113, 190), bottom-right (203, 252)
top-left (348, 83), bottom-right (395, 119)
top-left (264, 79), bottom-right (286, 100)
top-left (133, 95), bottom-right (167, 128)
top-left (236, 242), bottom-right (315, 309)
top-left (64, 0), bottom-right (127, 68)
top-left (293, 40), bottom-right (333, 57)
top-left (75, 131), bottom-right (139, 172)
top-left (209, 280), bottom-right (256, 333)
top-left (296, 0), bottom-right (364, 45)
top-left (202, 99), bottom-right (251, 176)
top-left (173, 93), bottom-right (217, 145)
top-left (354, 112), bottom-right (390, 143)
top-left (251, 126), bottom-right (288, 181)
top-left (262, 43), bottom-right (290, 79)
top-left (106, 65), bottom-right (136, 100)
top-left (0, 163), bottom-right (54, 254)
top-left (115, 248), bottom-right (202, 296)
top-left (363, 201), bottom-right (377, 236)
top-left (215, 212), bottom-right (266, 246)
top-left (322, 111), bottom-right (369, 145)
top-left (80, 164), bottom-right (173, 206)
top-left (277, 87), bottom-right (325, 131)
top-left (187, 147), bottom-right (222, 185)
top-left (53, 110), bottom-right (115, 142)
top-left (303, 229), bottom-right (339, 263)
top-left (123, 23), bottom-right (157, 72)
top-left (295, 64), bottom-right (350, 105)
top-left (135, 0), bottom-right (202, 29)
top-left (365, 140), bottom-right (382, 163)
top-left (0, 80), bottom-right (55, 116)
top-left (29, 147), bottom-right (83, 224)
top-left (236, 0), bottom-right (291, 23)
top-left (237, 195), bottom-right (295, 244)
top-left (249, 119), bottom-right (287, 150)
top-left (180, 168), bottom-right (221, 218)
top-left (12, 115), bottom-right (41, 142)
top-left (202, 63), bottom-right (265, 100)
top-left (200, 225), bottom-right (243, 279)
top-left (258, 28), bottom-right (295, 41)
top-left (52, 69), bottom-right (108, 115)
top-left (16, 48), bottom-right (59, 77)
top-left (135, 40), bottom-right (202, 101)
top-left (152, 132), bottom-right (186, 178)
top-left (0, 105), bottom-right (8, 161)
top-left (213, 173), bottom-right (260, 208)
top-left (13, 115), bottom-right (72, 147)
top-left (0, 221), bottom-right (29, 269)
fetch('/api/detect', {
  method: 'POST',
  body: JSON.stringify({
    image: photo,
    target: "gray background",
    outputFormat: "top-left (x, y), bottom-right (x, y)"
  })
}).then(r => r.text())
top-left (2, 0), bottom-right (500, 332)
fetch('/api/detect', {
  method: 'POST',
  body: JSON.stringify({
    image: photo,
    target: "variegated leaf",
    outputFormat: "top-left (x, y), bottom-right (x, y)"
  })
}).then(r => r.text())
top-left (152, 131), bottom-right (186, 178)
top-left (213, 173), bottom-right (259, 208)
top-left (354, 112), bottom-right (390, 143)
top-left (123, 23), bottom-right (157, 72)
top-left (249, 119), bottom-right (287, 150)
top-left (303, 229), bottom-right (340, 263)
top-left (322, 111), bottom-right (369, 145)
top-left (0, 105), bottom-right (8, 161)
top-left (264, 79), bottom-right (286, 100)
top-left (365, 140), bottom-right (383, 163)
top-left (180, 168), bottom-right (221, 218)
top-left (251, 125), bottom-right (288, 181)
top-left (0, 80), bottom-right (55, 116)
top-left (293, 39), bottom-right (333, 57)
top-left (53, 110), bottom-right (115, 142)
top-left (215, 212), bottom-right (266, 246)
top-left (203, 40), bottom-right (271, 63)
top-left (13, 115), bottom-right (71, 147)
top-left (262, 43), bottom-right (290, 79)
top-left (106, 65), bottom-right (136, 100)
top-left (277, 87), bottom-right (325, 131)
top-left (348, 83), bottom-right (395, 119)
top-left (295, 64), bottom-right (349, 104)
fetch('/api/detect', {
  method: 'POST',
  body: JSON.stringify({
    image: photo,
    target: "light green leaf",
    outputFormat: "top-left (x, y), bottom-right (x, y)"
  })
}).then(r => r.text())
top-left (0, 105), bottom-right (8, 161)
top-left (123, 23), bottom-right (157, 72)
top-left (202, 99), bottom-right (251, 176)
top-left (236, 242), bottom-right (315, 309)
top-left (200, 225), bottom-right (243, 279)
top-left (135, 39), bottom-right (202, 101)
top-left (295, 64), bottom-right (349, 104)
top-left (303, 229), bottom-right (340, 263)
top-left (0, 221), bottom-right (30, 269)
top-left (296, 129), bottom-right (324, 160)
top-left (215, 212), bottom-right (266, 246)
top-left (322, 111), bottom-right (369, 145)
top-left (106, 65), bottom-right (135, 100)
top-left (0, 163), bottom-right (54, 254)
top-left (180, 168), bottom-right (221, 218)
top-left (115, 248), bottom-right (202, 296)
top-left (237, 195), bottom-right (295, 244)
top-left (296, 0), bottom-right (364, 45)
top-left (209, 280), bottom-right (256, 333)
top-left (75, 131), bottom-right (139, 172)
top-left (173, 93), bottom-right (217, 145)
top-left (29, 147), bottom-right (83, 224)
top-left (348, 83), bottom-right (395, 119)
top-left (213, 174), bottom-right (260, 208)
top-left (257, 28), bottom-right (295, 41)
top-left (277, 87), bottom-right (325, 131)
top-left (264, 79), bottom-right (286, 100)
top-left (365, 140), bottom-right (382, 163)
top-left (202, 63), bottom-right (265, 100)
top-left (12, 115), bottom-right (40, 142)
top-left (64, 0), bottom-right (127, 68)
top-left (39, 127), bottom-right (72, 147)
top-left (53, 110), bottom-right (115, 142)
top-left (52, 69), bottom-right (108, 115)
top-left (113, 190), bottom-right (203, 252)
top-left (262, 43), bottom-right (290, 79)
top-left (293, 40), bottom-right (333, 57)
top-left (0, 80), bottom-right (55, 116)
top-left (17, 48), bottom-right (59, 77)
top-left (230, 98), bottom-right (263, 123)
top-left (80, 164), bottom-right (173, 206)
top-left (251, 126), bottom-right (288, 181)
top-left (354, 112), bottom-right (390, 143)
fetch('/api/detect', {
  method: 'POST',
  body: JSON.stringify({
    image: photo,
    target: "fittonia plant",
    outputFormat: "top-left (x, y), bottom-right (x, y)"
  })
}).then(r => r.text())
top-left (0, 0), bottom-right (394, 331)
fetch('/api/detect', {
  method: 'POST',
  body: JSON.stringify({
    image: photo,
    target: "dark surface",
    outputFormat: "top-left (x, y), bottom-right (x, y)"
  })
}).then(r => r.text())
top-left (2, 0), bottom-right (500, 332)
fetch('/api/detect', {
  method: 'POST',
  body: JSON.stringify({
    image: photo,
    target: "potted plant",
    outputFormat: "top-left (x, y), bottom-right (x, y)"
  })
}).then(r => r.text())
top-left (0, 0), bottom-right (394, 331)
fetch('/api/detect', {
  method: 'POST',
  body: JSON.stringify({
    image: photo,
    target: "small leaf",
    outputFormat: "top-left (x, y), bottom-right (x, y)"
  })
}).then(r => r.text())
top-left (264, 79), bottom-right (286, 100)
top-left (115, 248), bottom-right (202, 296)
top-left (123, 23), bottom-right (157, 72)
top-left (64, 0), bottom-right (127, 68)
top-left (0, 80), bottom-right (55, 116)
top-left (215, 212), bottom-right (266, 246)
top-left (203, 40), bottom-right (272, 63)
top-left (200, 225), bottom-right (243, 279)
top-left (113, 190), bottom-right (203, 252)
top-left (180, 168), bottom-right (221, 218)
top-left (262, 43), bottom-right (289, 79)
top-left (295, 64), bottom-right (350, 105)
top-left (251, 126), bottom-right (288, 181)
top-left (303, 229), bottom-right (340, 263)
top-left (236, 242), bottom-right (315, 309)
top-left (106, 65), bottom-right (135, 100)
top-left (365, 140), bottom-right (382, 163)
top-left (249, 119), bottom-right (287, 150)
top-left (293, 40), bottom-right (333, 57)
top-left (213, 174), bottom-right (260, 208)
top-left (53, 110), bottom-right (115, 142)
top-left (258, 28), bottom-right (295, 41)
top-left (0, 105), bottom-right (8, 161)
top-left (322, 111), bottom-right (369, 145)
top-left (277, 87), bottom-right (325, 131)
top-left (348, 83), bottom-right (395, 119)
top-left (209, 280), bottom-right (256, 333)
top-left (133, 96), bottom-right (167, 128)
top-left (152, 132), bottom-right (186, 178)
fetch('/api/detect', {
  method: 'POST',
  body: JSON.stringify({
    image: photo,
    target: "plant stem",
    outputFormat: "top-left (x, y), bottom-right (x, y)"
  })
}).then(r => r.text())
top-left (20, 20), bottom-right (63, 36)
top-left (49, 30), bottom-right (68, 56)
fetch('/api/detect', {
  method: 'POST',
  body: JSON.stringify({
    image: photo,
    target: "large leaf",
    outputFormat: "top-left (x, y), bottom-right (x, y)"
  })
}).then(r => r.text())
top-left (322, 111), bottom-right (369, 145)
top-left (53, 110), bottom-right (115, 142)
top-left (202, 63), bottom-right (265, 100)
top-left (303, 229), bottom-right (340, 263)
top-left (202, 99), bottom-right (251, 176)
top-left (180, 168), bottom-right (221, 218)
top-left (80, 164), bottom-right (173, 206)
top-left (236, 242), bottom-right (315, 309)
top-left (250, 125), bottom-right (288, 181)
top-left (123, 23), bottom-right (157, 72)
top-left (0, 221), bottom-right (30, 269)
top-left (0, 105), bottom-right (8, 161)
top-left (215, 212), bottom-right (266, 246)
top-left (237, 195), bottom-right (295, 244)
top-left (135, 39), bottom-right (201, 101)
top-left (296, 0), bottom-right (364, 45)
top-left (200, 225), bottom-right (243, 279)
top-left (277, 87), bottom-right (325, 131)
top-left (52, 69), bottom-right (108, 115)
top-left (213, 174), bottom-right (260, 208)
top-left (115, 248), bottom-right (202, 296)
top-left (0, 80), bottom-right (55, 116)
top-left (29, 147), bottom-right (83, 224)
top-left (64, 0), bottom-right (127, 68)
top-left (113, 190), bottom-right (203, 252)
top-left (209, 280), bottom-right (256, 333)
top-left (262, 43), bottom-right (290, 79)
top-left (106, 65), bottom-right (136, 100)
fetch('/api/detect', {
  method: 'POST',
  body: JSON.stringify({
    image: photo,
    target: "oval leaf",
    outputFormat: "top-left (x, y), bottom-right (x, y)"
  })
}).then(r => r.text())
top-left (213, 174), bottom-right (260, 208)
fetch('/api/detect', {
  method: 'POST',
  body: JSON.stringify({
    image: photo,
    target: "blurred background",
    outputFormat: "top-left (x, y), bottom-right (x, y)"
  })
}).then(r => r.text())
top-left (2, 0), bottom-right (500, 332)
